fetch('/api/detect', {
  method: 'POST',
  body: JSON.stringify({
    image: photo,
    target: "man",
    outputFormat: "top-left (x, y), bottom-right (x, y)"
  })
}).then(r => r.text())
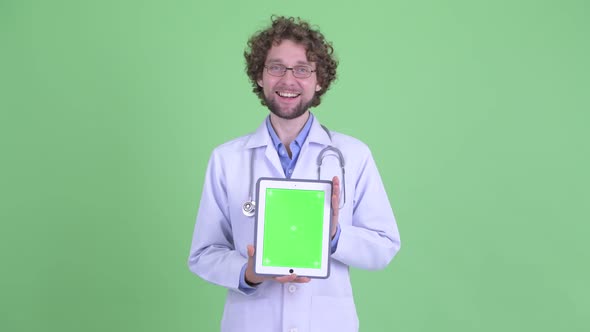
top-left (188, 16), bottom-right (400, 332)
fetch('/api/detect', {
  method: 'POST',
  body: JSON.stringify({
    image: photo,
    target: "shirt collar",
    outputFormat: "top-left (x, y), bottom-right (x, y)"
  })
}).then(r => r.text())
top-left (265, 113), bottom-right (314, 150)
top-left (244, 112), bottom-right (330, 149)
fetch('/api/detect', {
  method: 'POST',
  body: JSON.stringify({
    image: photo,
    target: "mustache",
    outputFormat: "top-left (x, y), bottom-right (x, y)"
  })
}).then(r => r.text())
top-left (274, 85), bottom-right (302, 93)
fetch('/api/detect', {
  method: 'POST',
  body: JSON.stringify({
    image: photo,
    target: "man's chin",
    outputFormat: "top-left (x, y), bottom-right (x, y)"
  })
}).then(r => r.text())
top-left (267, 100), bottom-right (311, 120)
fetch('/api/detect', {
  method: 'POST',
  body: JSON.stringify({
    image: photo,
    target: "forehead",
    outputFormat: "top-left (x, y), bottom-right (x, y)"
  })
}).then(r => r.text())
top-left (265, 39), bottom-right (312, 65)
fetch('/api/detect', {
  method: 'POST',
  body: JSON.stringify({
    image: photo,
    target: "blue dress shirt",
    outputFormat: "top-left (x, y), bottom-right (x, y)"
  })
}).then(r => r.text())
top-left (265, 113), bottom-right (314, 178)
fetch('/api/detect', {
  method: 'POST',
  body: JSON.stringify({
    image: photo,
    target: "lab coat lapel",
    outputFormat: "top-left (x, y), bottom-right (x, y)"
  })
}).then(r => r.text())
top-left (264, 145), bottom-right (283, 177)
top-left (244, 119), bottom-right (284, 177)
top-left (291, 118), bottom-right (332, 180)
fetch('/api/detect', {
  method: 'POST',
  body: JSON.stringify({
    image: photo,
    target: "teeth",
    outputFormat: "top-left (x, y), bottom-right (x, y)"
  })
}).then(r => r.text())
top-left (277, 91), bottom-right (300, 98)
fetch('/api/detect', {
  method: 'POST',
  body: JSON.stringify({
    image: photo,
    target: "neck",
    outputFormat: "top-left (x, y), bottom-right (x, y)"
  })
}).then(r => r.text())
top-left (269, 111), bottom-right (310, 147)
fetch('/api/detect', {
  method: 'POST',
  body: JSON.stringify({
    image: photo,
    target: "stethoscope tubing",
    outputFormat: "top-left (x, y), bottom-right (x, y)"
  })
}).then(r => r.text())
top-left (242, 143), bottom-right (346, 217)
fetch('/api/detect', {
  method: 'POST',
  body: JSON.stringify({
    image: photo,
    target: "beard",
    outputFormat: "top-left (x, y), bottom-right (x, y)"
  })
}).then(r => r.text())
top-left (265, 94), bottom-right (314, 120)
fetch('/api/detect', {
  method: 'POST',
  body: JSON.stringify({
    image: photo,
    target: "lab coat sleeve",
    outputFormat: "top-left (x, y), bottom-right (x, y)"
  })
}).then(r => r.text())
top-left (188, 150), bottom-right (252, 295)
top-left (331, 150), bottom-right (401, 270)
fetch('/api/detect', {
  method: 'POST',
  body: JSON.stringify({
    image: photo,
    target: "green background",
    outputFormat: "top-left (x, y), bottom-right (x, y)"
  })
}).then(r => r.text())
top-left (263, 188), bottom-right (325, 269)
top-left (1, 0), bottom-right (588, 331)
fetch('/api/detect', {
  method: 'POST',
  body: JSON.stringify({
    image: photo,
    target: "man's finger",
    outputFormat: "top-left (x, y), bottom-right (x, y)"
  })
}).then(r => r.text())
top-left (247, 244), bottom-right (255, 258)
top-left (293, 276), bottom-right (311, 283)
top-left (332, 176), bottom-right (340, 216)
top-left (274, 274), bottom-right (298, 283)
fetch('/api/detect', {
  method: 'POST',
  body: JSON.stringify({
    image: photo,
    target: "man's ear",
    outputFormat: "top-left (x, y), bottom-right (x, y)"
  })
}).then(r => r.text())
top-left (258, 79), bottom-right (263, 87)
top-left (316, 85), bottom-right (322, 91)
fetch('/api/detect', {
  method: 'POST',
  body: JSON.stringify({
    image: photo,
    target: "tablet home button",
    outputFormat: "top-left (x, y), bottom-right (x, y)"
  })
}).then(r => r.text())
top-left (288, 285), bottom-right (297, 293)
top-left (289, 328), bottom-right (298, 332)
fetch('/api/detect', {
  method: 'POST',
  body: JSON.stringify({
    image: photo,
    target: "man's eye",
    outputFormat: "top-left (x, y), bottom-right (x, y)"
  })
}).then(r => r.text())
top-left (269, 65), bottom-right (284, 72)
top-left (294, 67), bottom-right (311, 74)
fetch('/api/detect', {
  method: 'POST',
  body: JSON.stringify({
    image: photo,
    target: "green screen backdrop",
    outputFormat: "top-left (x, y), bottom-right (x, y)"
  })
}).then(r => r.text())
top-left (1, 0), bottom-right (589, 331)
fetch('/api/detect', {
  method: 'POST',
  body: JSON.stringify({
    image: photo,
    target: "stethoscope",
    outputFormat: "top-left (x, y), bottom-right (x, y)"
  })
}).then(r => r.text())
top-left (242, 125), bottom-right (346, 217)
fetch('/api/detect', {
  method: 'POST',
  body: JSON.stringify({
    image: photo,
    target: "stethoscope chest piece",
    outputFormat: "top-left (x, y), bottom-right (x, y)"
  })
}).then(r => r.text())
top-left (242, 200), bottom-right (256, 217)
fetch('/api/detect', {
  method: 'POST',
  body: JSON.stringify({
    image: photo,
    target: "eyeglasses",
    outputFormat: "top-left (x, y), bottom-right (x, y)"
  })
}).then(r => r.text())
top-left (264, 64), bottom-right (316, 79)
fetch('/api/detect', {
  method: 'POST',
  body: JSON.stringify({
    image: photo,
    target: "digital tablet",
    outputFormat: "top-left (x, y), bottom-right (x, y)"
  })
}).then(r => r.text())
top-left (254, 178), bottom-right (332, 279)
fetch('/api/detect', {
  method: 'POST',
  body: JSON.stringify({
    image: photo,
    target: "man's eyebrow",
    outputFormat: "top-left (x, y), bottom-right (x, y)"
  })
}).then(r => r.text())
top-left (295, 60), bottom-right (312, 66)
top-left (266, 59), bottom-right (313, 66)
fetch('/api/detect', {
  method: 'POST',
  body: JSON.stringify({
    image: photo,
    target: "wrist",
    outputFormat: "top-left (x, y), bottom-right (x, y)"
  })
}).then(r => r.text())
top-left (245, 273), bottom-right (262, 287)
top-left (246, 279), bottom-right (261, 287)
top-left (331, 224), bottom-right (339, 239)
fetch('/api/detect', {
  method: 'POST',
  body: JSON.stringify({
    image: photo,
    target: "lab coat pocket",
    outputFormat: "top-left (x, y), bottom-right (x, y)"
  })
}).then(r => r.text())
top-left (221, 298), bottom-right (274, 332)
top-left (310, 295), bottom-right (359, 332)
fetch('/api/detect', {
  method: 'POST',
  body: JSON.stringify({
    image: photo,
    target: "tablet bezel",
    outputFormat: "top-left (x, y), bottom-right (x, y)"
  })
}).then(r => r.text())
top-left (253, 177), bottom-right (332, 279)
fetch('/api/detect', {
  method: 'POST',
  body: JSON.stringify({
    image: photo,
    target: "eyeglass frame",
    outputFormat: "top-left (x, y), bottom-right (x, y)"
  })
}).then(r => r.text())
top-left (263, 64), bottom-right (317, 79)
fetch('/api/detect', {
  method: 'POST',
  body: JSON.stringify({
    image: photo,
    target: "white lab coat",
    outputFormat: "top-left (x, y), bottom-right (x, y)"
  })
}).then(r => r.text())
top-left (188, 117), bottom-right (400, 332)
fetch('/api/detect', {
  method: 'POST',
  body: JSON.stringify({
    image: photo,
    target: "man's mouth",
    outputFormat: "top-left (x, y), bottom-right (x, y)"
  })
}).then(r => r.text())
top-left (276, 91), bottom-right (301, 99)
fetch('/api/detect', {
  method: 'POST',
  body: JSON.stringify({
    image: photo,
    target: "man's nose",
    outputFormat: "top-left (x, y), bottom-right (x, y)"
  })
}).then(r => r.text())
top-left (280, 69), bottom-right (298, 82)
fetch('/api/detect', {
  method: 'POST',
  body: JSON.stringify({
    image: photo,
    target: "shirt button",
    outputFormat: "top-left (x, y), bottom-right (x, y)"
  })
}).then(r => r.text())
top-left (288, 284), bottom-right (297, 293)
top-left (288, 169), bottom-right (293, 174)
top-left (280, 149), bottom-right (286, 156)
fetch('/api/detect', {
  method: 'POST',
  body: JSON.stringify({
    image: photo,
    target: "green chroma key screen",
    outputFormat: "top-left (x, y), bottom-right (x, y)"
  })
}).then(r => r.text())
top-left (262, 188), bottom-right (325, 269)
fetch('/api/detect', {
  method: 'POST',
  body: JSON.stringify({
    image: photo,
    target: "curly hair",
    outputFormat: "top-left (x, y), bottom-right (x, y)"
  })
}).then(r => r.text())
top-left (244, 16), bottom-right (338, 108)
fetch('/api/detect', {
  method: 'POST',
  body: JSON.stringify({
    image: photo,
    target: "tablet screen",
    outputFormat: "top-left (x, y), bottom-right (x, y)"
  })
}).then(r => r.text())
top-left (262, 188), bottom-right (325, 269)
top-left (254, 178), bottom-right (332, 278)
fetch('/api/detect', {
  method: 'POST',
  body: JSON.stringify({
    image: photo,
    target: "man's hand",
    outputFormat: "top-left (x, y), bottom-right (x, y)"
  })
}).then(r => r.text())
top-left (331, 176), bottom-right (340, 239)
top-left (245, 245), bottom-right (311, 286)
